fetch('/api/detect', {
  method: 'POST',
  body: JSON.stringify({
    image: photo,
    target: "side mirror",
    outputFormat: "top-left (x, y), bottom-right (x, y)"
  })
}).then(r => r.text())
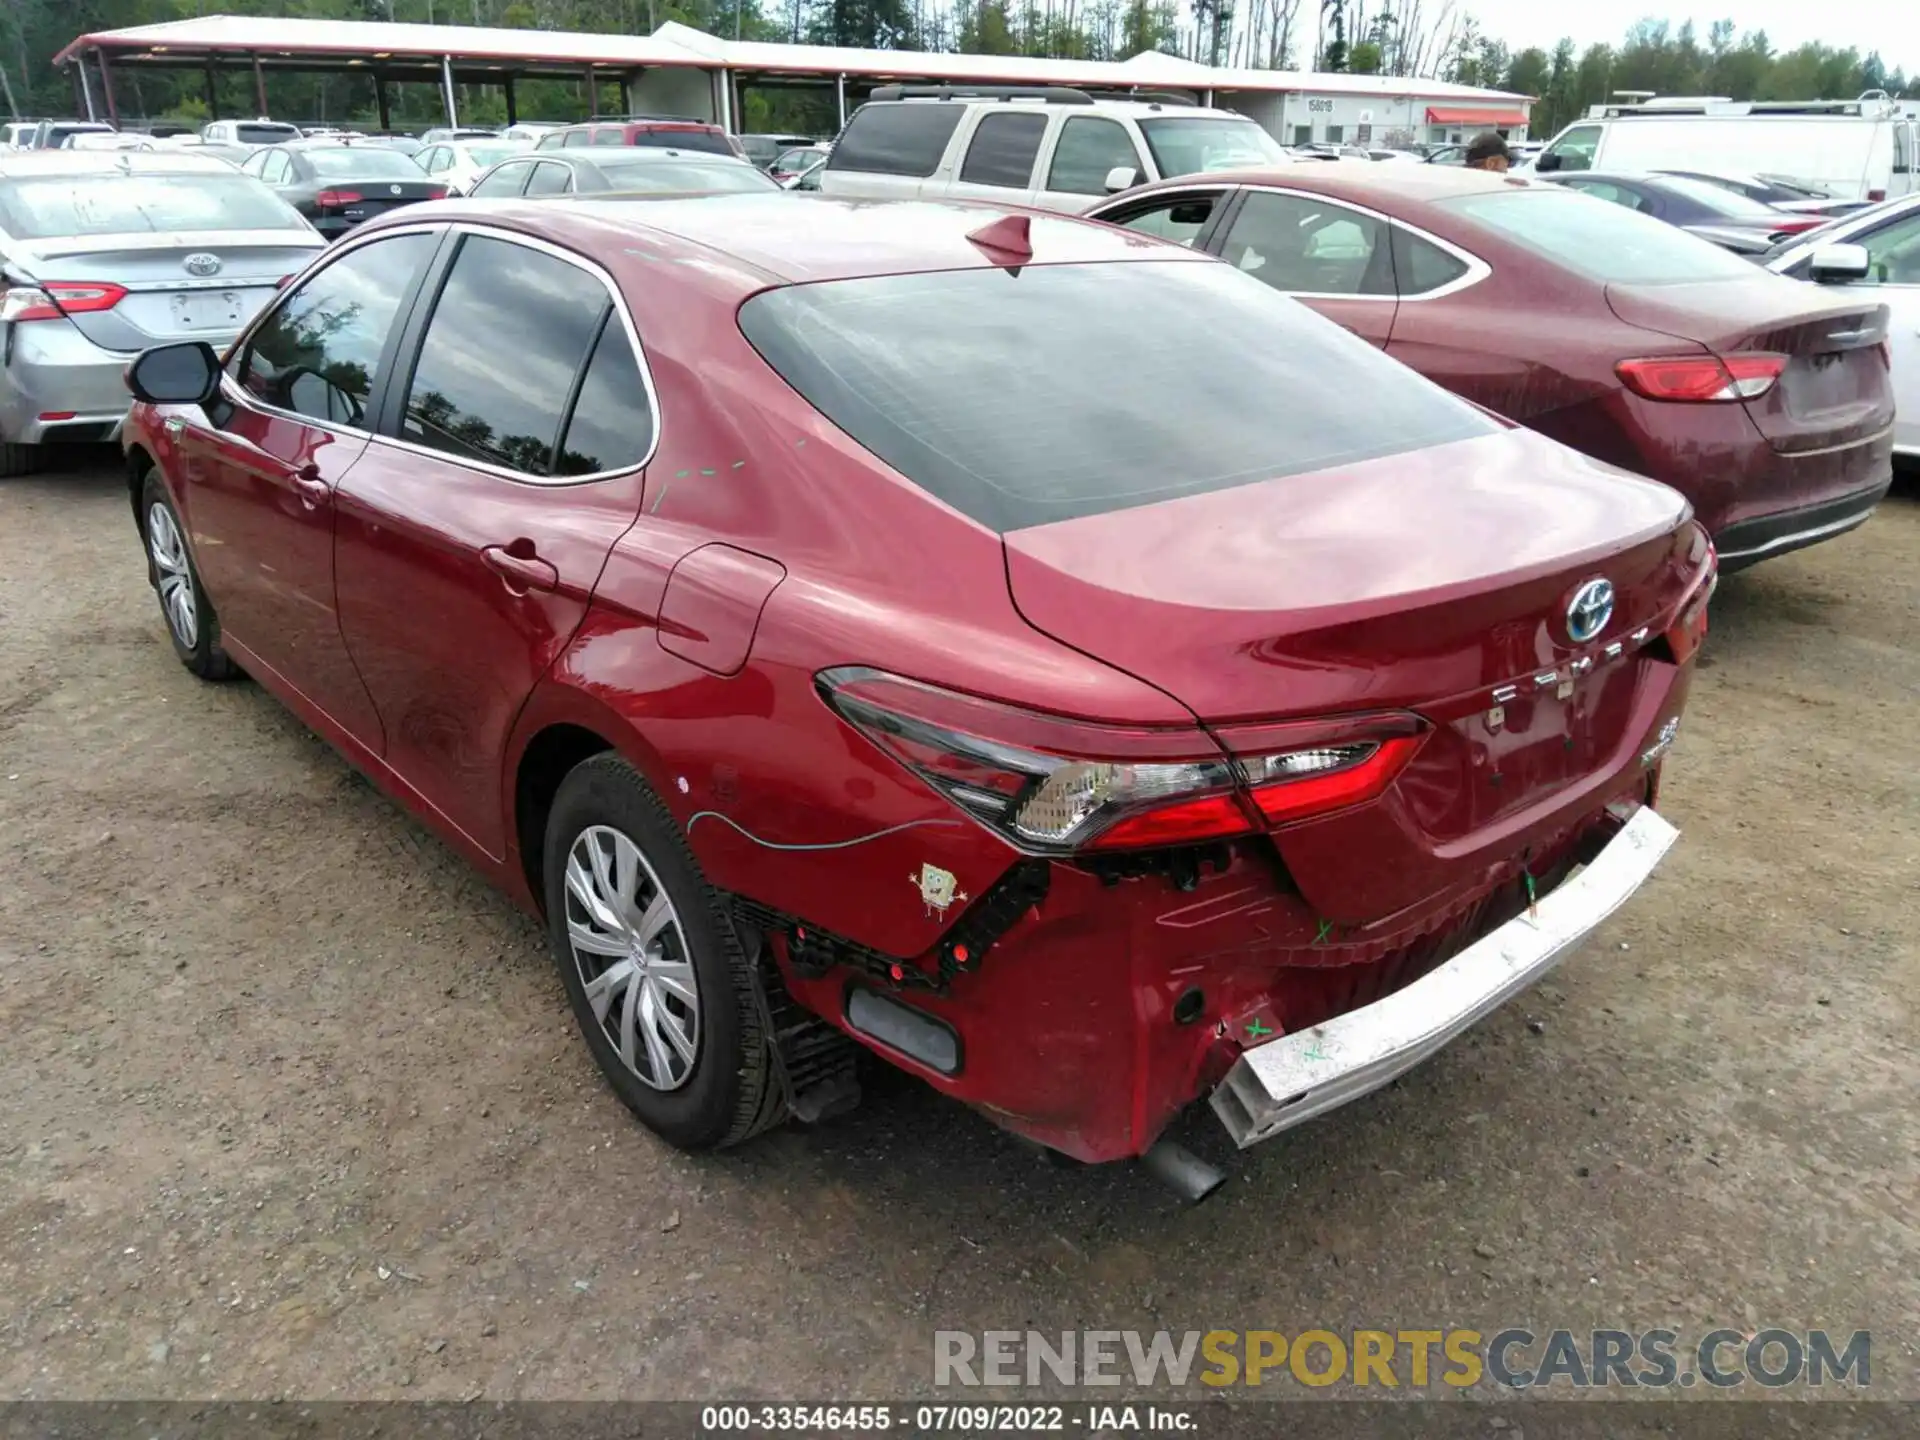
top-left (1103, 165), bottom-right (1139, 194)
top-left (126, 341), bottom-right (221, 406)
top-left (1807, 242), bottom-right (1871, 284)
top-left (1534, 151), bottom-right (1562, 173)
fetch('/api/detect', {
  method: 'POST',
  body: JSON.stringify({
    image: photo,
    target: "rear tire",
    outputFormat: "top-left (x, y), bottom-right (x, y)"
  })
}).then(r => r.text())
top-left (543, 753), bottom-right (784, 1150)
top-left (0, 441), bottom-right (44, 478)
top-left (139, 469), bottom-right (239, 681)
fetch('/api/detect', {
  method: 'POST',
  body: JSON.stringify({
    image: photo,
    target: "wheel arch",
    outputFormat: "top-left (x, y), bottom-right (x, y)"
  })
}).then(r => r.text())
top-left (125, 443), bottom-right (156, 529)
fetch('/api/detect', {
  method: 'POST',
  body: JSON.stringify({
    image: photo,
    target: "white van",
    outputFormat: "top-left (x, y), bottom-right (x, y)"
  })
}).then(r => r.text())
top-left (1533, 93), bottom-right (1917, 202)
top-left (818, 85), bottom-right (1294, 215)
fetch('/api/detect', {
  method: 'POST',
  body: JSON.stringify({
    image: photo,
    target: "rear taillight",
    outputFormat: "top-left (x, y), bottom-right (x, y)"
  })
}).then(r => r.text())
top-left (314, 189), bottom-right (363, 207)
top-left (1616, 352), bottom-right (1787, 403)
top-left (818, 667), bottom-right (1423, 853)
top-left (1767, 218), bottom-right (1824, 235)
top-left (424, 185), bottom-right (449, 199)
top-left (1868, 188), bottom-right (1885, 202)
top-left (0, 280), bottom-right (127, 323)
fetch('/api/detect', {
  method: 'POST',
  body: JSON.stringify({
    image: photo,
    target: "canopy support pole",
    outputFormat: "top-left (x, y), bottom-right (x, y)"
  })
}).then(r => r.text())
top-left (441, 55), bottom-right (459, 127)
top-left (203, 62), bottom-right (219, 120)
top-left (836, 72), bottom-right (847, 131)
top-left (375, 73), bottom-right (391, 131)
top-left (78, 54), bottom-right (97, 121)
top-left (504, 74), bottom-right (518, 126)
top-left (252, 53), bottom-right (267, 116)
top-left (97, 50), bottom-right (119, 127)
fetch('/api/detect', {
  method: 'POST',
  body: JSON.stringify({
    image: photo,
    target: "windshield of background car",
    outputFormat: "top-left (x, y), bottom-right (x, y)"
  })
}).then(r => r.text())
top-left (0, 173), bottom-right (305, 237)
top-left (738, 260), bottom-right (1497, 532)
top-left (1442, 188), bottom-right (1760, 284)
top-left (1138, 117), bottom-right (1291, 176)
top-left (591, 155), bottom-right (779, 192)
top-left (303, 147), bottom-right (427, 178)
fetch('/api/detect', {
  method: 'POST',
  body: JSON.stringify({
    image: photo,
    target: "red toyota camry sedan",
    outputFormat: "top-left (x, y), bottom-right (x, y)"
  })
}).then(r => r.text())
top-left (120, 194), bottom-right (1713, 1188)
top-left (1090, 164), bottom-right (1895, 571)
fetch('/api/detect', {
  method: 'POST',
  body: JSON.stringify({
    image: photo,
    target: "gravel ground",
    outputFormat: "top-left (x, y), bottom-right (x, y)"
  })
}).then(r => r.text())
top-left (0, 455), bottom-right (1914, 1402)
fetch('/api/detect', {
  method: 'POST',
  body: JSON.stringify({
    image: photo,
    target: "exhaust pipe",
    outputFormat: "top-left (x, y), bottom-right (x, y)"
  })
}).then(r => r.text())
top-left (1140, 1139), bottom-right (1227, 1204)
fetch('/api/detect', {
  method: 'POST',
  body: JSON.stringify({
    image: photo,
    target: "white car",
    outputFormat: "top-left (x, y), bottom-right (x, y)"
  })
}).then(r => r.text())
top-left (1767, 194), bottom-right (1920, 466)
top-left (501, 122), bottom-right (564, 144)
top-left (414, 137), bottom-right (531, 195)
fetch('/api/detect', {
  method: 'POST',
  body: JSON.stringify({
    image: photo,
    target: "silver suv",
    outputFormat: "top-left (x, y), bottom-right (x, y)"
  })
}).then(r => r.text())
top-left (818, 85), bottom-right (1294, 215)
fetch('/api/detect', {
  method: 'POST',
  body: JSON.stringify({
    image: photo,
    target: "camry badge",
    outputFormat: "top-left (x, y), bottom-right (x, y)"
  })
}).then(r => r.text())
top-left (1566, 578), bottom-right (1614, 644)
top-left (183, 252), bottom-right (221, 277)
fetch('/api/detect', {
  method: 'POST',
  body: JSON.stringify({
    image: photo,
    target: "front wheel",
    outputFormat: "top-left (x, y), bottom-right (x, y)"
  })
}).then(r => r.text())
top-left (542, 753), bottom-right (785, 1150)
top-left (140, 469), bottom-right (239, 681)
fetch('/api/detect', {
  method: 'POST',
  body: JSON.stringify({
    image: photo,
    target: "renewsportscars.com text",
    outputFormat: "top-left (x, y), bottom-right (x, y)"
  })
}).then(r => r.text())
top-left (933, 1328), bottom-right (1870, 1391)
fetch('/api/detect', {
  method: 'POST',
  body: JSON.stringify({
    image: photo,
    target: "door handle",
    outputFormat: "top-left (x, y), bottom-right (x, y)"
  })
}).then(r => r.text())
top-left (482, 543), bottom-right (559, 594)
top-left (291, 466), bottom-right (330, 508)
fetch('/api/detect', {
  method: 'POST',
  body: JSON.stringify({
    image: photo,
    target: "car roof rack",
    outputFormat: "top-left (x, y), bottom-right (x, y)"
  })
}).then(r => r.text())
top-left (867, 84), bottom-right (1095, 105)
top-left (1125, 90), bottom-right (1199, 106)
top-left (1590, 93), bottom-right (1899, 120)
top-left (584, 113), bottom-right (711, 124)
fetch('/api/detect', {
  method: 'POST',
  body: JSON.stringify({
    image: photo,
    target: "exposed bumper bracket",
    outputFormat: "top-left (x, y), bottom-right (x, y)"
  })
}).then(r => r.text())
top-left (1210, 806), bottom-right (1679, 1149)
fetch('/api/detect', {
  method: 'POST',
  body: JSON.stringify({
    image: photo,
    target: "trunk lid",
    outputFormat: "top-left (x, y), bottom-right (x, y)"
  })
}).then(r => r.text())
top-left (1607, 278), bottom-right (1892, 455)
top-left (16, 230), bottom-right (322, 352)
top-left (315, 180), bottom-right (445, 225)
top-left (1003, 428), bottom-right (1702, 922)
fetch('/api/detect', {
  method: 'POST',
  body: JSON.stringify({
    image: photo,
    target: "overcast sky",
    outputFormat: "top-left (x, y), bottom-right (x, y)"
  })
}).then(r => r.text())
top-left (1458, 2), bottom-right (1920, 72)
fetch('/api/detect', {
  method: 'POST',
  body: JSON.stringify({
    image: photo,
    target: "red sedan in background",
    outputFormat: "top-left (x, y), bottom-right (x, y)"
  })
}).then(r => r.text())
top-left (1091, 163), bottom-right (1895, 570)
top-left (119, 195), bottom-right (1711, 1191)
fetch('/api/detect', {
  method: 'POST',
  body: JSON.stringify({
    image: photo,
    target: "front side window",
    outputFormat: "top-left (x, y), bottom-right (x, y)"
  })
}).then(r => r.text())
top-left (562, 130), bottom-right (591, 148)
top-left (738, 260), bottom-right (1494, 533)
top-left (470, 162), bottom-right (533, 198)
top-left (1544, 124), bottom-right (1601, 172)
top-left (524, 162), bottom-right (573, 196)
top-left (1219, 190), bottom-right (1393, 296)
top-left (959, 112), bottom-right (1047, 189)
top-left (829, 104), bottom-right (966, 178)
top-left (237, 232), bottom-right (438, 428)
top-left (1104, 191), bottom-right (1222, 247)
top-left (555, 318), bottom-right (655, 476)
top-left (1860, 209), bottom-right (1920, 283)
top-left (1047, 117), bottom-right (1144, 195)
top-left (399, 236), bottom-right (611, 476)
top-left (592, 128), bottom-right (625, 147)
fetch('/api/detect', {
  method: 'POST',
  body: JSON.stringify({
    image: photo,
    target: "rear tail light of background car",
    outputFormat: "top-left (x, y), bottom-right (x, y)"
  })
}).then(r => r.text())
top-left (0, 281), bottom-right (127, 323)
top-left (1766, 219), bottom-right (1825, 237)
top-left (818, 667), bottom-right (1425, 854)
top-left (315, 190), bottom-right (363, 207)
top-left (1616, 352), bottom-right (1787, 402)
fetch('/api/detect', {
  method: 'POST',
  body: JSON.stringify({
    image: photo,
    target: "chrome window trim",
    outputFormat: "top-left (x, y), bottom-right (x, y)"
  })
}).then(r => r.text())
top-left (1232, 183), bottom-right (1492, 303)
top-left (219, 221), bottom-right (446, 444)
top-left (364, 220), bottom-right (661, 488)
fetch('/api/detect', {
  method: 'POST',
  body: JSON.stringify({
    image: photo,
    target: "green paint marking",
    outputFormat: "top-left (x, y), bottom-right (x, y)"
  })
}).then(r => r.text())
top-left (1303, 1040), bottom-right (1327, 1062)
top-left (1312, 918), bottom-right (1335, 946)
top-left (699, 467), bottom-right (716, 476)
top-left (1245, 1017), bottom-right (1274, 1041)
top-left (675, 469), bottom-right (689, 479)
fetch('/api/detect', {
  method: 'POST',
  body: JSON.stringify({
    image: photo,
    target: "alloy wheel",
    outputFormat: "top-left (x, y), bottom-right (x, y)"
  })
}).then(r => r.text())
top-left (147, 502), bottom-right (198, 649)
top-left (564, 824), bottom-right (702, 1091)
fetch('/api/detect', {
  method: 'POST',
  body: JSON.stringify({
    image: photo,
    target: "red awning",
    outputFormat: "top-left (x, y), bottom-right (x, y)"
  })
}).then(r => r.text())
top-left (1426, 106), bottom-right (1528, 126)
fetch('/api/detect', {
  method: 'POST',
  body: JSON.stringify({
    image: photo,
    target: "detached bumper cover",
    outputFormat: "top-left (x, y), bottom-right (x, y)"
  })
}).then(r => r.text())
top-left (1210, 805), bottom-right (1679, 1149)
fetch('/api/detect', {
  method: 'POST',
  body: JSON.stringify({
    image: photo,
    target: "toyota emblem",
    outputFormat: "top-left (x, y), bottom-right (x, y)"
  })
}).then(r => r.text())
top-left (1565, 578), bottom-right (1614, 644)
top-left (183, 252), bottom-right (221, 277)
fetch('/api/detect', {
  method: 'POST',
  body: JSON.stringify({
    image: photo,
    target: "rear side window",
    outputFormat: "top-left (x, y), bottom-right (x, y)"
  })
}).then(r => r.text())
top-left (592, 129), bottom-right (625, 147)
top-left (555, 318), bottom-right (655, 476)
top-left (739, 260), bottom-right (1495, 533)
top-left (400, 236), bottom-right (612, 476)
top-left (239, 232), bottom-right (437, 429)
top-left (633, 129), bottom-right (734, 155)
top-left (1391, 227), bottom-right (1472, 296)
top-left (829, 104), bottom-right (965, 178)
top-left (959, 112), bottom-right (1046, 188)
top-left (1444, 189), bottom-right (1758, 284)
top-left (470, 161), bottom-right (533, 197)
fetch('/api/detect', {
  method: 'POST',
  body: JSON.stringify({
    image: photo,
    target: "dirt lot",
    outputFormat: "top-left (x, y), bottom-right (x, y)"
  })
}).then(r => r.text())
top-left (0, 455), bottom-right (1914, 1403)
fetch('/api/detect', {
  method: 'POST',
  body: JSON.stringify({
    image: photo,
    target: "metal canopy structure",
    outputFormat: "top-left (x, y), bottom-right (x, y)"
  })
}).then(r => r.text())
top-left (51, 14), bottom-right (1528, 133)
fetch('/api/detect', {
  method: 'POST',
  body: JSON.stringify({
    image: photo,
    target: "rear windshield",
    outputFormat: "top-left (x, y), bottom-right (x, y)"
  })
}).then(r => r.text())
top-left (633, 129), bottom-right (733, 155)
top-left (1442, 188), bottom-right (1759, 284)
top-left (303, 147), bottom-right (428, 178)
top-left (1138, 117), bottom-right (1290, 177)
top-left (235, 123), bottom-right (301, 145)
top-left (592, 155), bottom-right (777, 192)
top-left (0, 173), bottom-right (305, 237)
top-left (1651, 173), bottom-right (1783, 219)
top-left (739, 260), bottom-right (1495, 532)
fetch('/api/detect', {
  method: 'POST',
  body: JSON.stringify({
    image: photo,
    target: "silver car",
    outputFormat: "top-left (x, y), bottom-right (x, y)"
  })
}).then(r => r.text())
top-left (0, 150), bottom-right (323, 476)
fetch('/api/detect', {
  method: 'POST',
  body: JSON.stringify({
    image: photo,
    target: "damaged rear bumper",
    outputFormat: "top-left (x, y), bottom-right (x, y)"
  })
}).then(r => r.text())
top-left (1210, 805), bottom-right (1679, 1149)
